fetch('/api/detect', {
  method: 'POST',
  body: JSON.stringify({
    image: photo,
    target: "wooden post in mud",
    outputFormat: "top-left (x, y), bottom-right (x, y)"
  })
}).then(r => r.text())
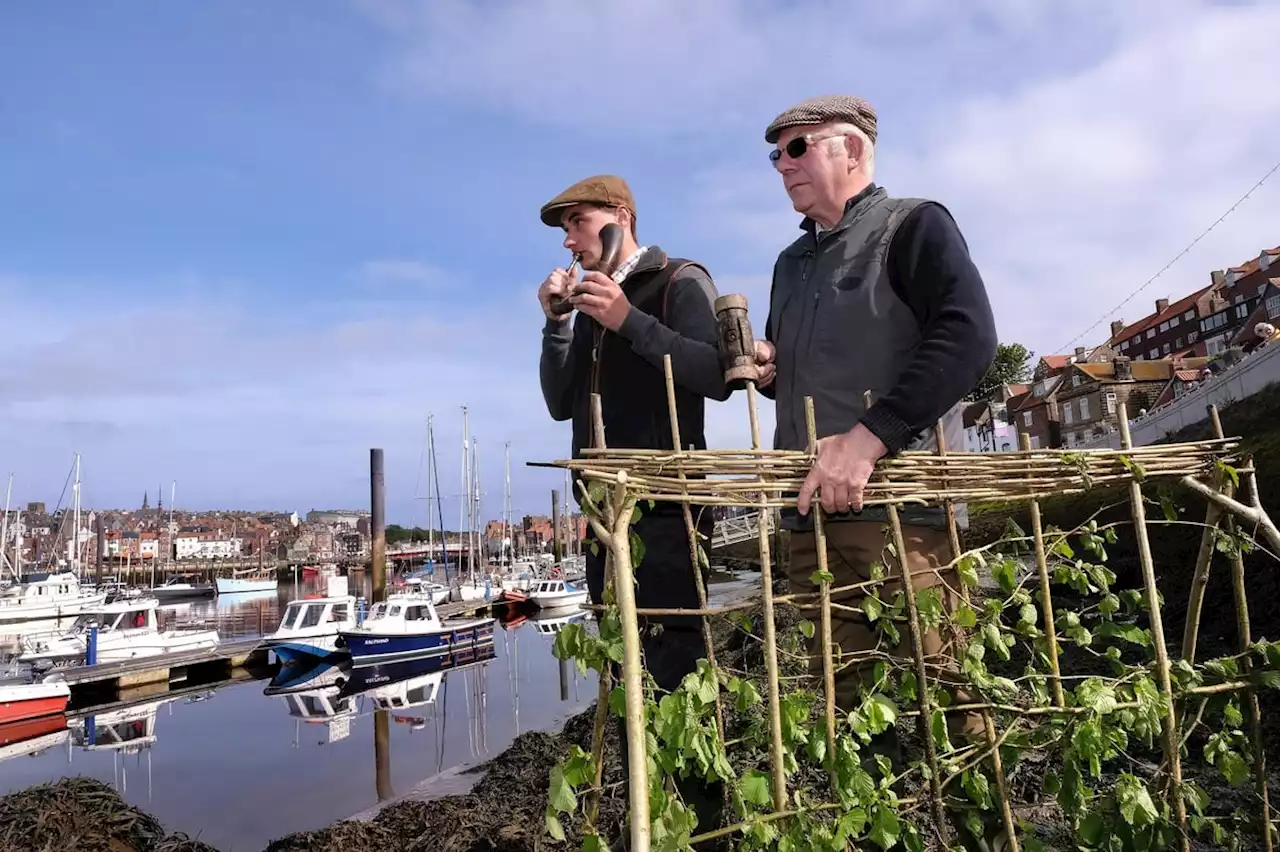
top-left (371, 448), bottom-right (387, 603)
top-left (551, 489), bottom-right (563, 563)
top-left (374, 708), bottom-right (393, 801)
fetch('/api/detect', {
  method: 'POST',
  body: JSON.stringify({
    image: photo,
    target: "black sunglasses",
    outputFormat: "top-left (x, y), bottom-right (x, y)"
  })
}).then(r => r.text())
top-left (768, 131), bottom-right (848, 165)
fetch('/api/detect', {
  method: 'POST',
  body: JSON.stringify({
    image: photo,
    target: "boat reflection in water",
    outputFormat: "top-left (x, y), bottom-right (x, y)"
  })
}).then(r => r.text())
top-left (264, 643), bottom-right (497, 801)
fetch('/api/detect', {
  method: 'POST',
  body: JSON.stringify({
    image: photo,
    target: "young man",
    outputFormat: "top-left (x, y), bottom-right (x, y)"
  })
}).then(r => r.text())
top-left (537, 174), bottom-right (729, 835)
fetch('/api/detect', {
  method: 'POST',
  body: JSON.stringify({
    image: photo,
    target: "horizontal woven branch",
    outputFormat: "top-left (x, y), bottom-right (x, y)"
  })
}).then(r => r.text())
top-left (539, 438), bottom-right (1239, 507)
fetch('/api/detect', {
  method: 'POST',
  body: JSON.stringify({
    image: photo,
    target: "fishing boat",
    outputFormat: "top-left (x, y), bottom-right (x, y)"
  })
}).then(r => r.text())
top-left (0, 572), bottom-right (108, 624)
top-left (0, 675), bottom-right (71, 725)
top-left (18, 598), bottom-right (220, 666)
top-left (527, 579), bottom-right (590, 610)
top-left (262, 577), bottom-right (356, 664)
top-left (337, 592), bottom-right (495, 665)
top-left (215, 569), bottom-right (278, 595)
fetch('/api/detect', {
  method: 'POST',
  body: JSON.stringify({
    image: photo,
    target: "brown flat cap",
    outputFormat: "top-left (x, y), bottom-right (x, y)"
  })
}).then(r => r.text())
top-left (764, 94), bottom-right (878, 145)
top-left (539, 174), bottom-right (636, 227)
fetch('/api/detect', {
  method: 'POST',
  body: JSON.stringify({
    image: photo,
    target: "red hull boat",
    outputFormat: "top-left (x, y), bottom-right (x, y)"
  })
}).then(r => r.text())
top-left (0, 680), bottom-right (71, 725)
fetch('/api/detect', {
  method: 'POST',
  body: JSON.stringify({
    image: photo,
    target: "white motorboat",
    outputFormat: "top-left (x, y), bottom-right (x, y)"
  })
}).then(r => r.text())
top-left (18, 598), bottom-right (220, 666)
top-left (528, 579), bottom-right (589, 610)
top-left (263, 577), bottom-right (356, 664)
top-left (400, 576), bottom-right (450, 604)
top-left (215, 571), bottom-right (279, 595)
top-left (0, 572), bottom-right (108, 624)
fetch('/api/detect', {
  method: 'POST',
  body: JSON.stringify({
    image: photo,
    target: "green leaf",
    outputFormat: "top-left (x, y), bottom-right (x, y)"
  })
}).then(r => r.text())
top-left (738, 770), bottom-right (773, 808)
top-left (548, 764), bottom-right (578, 813)
top-left (581, 834), bottom-right (608, 852)
top-left (957, 555), bottom-right (980, 588)
top-left (962, 767), bottom-right (992, 809)
top-left (546, 810), bottom-right (566, 842)
top-left (863, 595), bottom-right (884, 623)
top-left (799, 619), bottom-right (815, 639)
top-left (868, 805), bottom-right (901, 850)
top-left (954, 603), bottom-right (978, 629)
top-left (810, 568), bottom-right (835, 586)
top-left (1115, 774), bottom-right (1158, 826)
top-left (992, 558), bottom-right (1018, 594)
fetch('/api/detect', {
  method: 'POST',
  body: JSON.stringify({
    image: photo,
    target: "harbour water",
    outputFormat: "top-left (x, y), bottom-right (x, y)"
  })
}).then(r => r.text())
top-left (0, 578), bottom-right (597, 851)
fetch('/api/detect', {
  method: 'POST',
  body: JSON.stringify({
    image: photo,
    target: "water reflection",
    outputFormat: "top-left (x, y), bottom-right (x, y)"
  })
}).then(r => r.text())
top-left (0, 580), bottom-right (597, 851)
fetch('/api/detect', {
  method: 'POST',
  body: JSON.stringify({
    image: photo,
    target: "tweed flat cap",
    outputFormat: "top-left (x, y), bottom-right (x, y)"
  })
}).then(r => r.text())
top-left (764, 94), bottom-right (878, 145)
top-left (539, 174), bottom-right (636, 227)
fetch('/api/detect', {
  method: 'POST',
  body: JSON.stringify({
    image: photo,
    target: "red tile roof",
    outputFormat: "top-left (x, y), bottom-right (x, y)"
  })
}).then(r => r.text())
top-left (1107, 285), bottom-right (1212, 345)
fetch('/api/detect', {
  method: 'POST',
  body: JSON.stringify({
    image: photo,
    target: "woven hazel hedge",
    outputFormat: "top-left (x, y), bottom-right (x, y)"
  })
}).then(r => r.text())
top-left (540, 355), bottom-right (1280, 852)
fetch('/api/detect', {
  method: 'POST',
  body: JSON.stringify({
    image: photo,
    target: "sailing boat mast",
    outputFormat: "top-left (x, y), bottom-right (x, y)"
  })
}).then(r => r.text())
top-left (460, 405), bottom-right (471, 583)
top-left (167, 481), bottom-right (176, 572)
top-left (502, 442), bottom-right (512, 570)
top-left (0, 474), bottom-right (12, 582)
top-left (71, 454), bottom-right (81, 577)
top-left (471, 436), bottom-right (481, 576)
top-left (426, 414), bottom-right (436, 565)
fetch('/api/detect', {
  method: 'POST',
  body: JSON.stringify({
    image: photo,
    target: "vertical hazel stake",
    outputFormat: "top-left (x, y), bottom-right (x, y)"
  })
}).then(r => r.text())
top-left (1020, 432), bottom-right (1065, 709)
top-left (606, 470), bottom-right (650, 852)
top-left (934, 420), bottom-right (1019, 852)
top-left (1116, 402), bottom-right (1189, 852)
top-left (1179, 404), bottom-right (1226, 665)
top-left (663, 354), bottom-right (726, 743)
top-left (584, 392), bottom-right (614, 829)
top-left (886, 503), bottom-right (949, 843)
top-left (714, 293), bottom-right (786, 809)
top-left (803, 396), bottom-right (838, 784)
top-left (1226, 475), bottom-right (1273, 851)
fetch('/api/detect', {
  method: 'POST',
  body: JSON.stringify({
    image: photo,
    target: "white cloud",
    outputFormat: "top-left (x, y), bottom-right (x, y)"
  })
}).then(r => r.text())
top-left (360, 259), bottom-right (450, 289)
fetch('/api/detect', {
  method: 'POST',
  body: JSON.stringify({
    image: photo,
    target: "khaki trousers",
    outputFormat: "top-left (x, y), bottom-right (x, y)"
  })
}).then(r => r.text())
top-left (787, 521), bottom-right (982, 738)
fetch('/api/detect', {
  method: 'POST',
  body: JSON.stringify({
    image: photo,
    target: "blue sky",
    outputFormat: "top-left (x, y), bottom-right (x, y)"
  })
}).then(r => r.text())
top-left (1, 0), bottom-right (1277, 525)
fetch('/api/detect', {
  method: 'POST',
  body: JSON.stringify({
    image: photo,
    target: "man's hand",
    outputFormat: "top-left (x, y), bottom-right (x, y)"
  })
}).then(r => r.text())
top-left (570, 270), bottom-right (631, 332)
top-left (796, 423), bottom-right (888, 515)
top-left (753, 340), bottom-right (776, 388)
top-left (538, 267), bottom-right (577, 321)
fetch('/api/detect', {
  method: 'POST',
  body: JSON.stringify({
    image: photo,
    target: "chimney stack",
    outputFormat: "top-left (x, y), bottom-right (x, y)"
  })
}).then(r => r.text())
top-left (1113, 356), bottom-right (1134, 382)
top-left (1074, 346), bottom-right (1087, 361)
top-left (1155, 298), bottom-right (1170, 315)
top-left (1110, 319), bottom-right (1126, 339)
top-left (1211, 270), bottom-right (1226, 289)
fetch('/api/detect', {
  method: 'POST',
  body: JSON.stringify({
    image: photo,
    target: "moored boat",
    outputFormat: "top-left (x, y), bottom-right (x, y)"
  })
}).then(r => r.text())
top-left (0, 677), bottom-right (71, 725)
top-left (262, 577), bottom-right (355, 664)
top-left (18, 598), bottom-right (220, 666)
top-left (337, 593), bottom-right (495, 665)
top-left (527, 579), bottom-right (590, 610)
top-left (0, 572), bottom-right (108, 624)
top-left (150, 576), bottom-right (216, 601)
top-left (215, 571), bottom-right (278, 595)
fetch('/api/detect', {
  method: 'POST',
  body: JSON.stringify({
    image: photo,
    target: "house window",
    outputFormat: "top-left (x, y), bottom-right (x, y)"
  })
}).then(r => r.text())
top-left (1163, 342), bottom-right (1171, 355)
top-left (1146, 328), bottom-right (1155, 339)
top-left (1188, 331), bottom-right (1198, 343)
top-left (1120, 341), bottom-right (1129, 351)
top-left (1131, 336), bottom-right (1141, 347)
top-left (1206, 337), bottom-right (1226, 356)
top-left (1159, 321), bottom-right (1169, 332)
top-left (1170, 316), bottom-right (1180, 327)
top-left (1029, 435), bottom-right (1041, 450)
top-left (1149, 348), bottom-right (1159, 359)
top-left (1185, 310), bottom-right (1195, 321)
top-left (1023, 412), bottom-right (1032, 427)
top-left (1079, 397), bottom-right (1090, 420)
top-left (1236, 304), bottom-right (1250, 320)
top-left (1105, 392), bottom-right (1117, 415)
top-left (1175, 337), bottom-right (1184, 348)
top-left (1267, 294), bottom-right (1280, 318)
top-left (1072, 374), bottom-right (1082, 387)
top-left (1063, 402), bottom-right (1073, 424)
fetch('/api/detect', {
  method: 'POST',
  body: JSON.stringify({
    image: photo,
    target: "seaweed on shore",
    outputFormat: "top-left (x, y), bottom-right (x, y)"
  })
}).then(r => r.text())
top-left (0, 776), bottom-right (218, 852)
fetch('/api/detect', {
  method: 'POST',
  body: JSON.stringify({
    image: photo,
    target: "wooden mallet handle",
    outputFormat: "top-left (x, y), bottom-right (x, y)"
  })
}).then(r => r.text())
top-left (714, 293), bottom-right (757, 391)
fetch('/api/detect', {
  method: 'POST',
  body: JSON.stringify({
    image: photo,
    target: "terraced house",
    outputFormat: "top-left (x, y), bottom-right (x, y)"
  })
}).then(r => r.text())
top-left (1053, 356), bottom-right (1208, 448)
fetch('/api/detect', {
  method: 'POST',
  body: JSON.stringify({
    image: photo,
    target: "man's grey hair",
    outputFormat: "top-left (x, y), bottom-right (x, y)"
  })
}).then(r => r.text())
top-left (824, 121), bottom-right (876, 177)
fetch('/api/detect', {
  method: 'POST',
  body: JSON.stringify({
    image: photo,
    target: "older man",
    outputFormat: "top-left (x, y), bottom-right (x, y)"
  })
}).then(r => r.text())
top-left (753, 95), bottom-right (997, 732)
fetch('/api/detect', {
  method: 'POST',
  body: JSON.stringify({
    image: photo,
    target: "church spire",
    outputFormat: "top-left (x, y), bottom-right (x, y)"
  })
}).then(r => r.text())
top-left (142, 491), bottom-right (149, 511)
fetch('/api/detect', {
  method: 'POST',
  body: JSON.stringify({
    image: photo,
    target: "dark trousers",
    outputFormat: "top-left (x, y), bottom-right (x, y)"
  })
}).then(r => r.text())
top-left (584, 506), bottom-right (723, 836)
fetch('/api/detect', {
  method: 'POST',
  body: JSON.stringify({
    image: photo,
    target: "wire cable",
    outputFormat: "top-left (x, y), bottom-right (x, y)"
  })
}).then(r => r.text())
top-left (1054, 157), bottom-right (1280, 353)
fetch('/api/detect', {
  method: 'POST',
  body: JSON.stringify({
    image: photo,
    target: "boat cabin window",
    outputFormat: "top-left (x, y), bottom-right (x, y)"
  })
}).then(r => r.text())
top-left (369, 603), bottom-right (387, 620)
top-left (117, 609), bottom-right (149, 629)
top-left (330, 603), bottom-right (350, 623)
top-left (297, 605), bottom-right (324, 629)
top-left (387, 605), bottom-right (402, 618)
top-left (403, 605), bottom-right (432, 621)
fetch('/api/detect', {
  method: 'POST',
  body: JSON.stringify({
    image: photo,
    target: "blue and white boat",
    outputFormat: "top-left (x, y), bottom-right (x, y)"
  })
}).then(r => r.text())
top-left (337, 592), bottom-right (495, 666)
top-left (262, 577), bottom-right (356, 665)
